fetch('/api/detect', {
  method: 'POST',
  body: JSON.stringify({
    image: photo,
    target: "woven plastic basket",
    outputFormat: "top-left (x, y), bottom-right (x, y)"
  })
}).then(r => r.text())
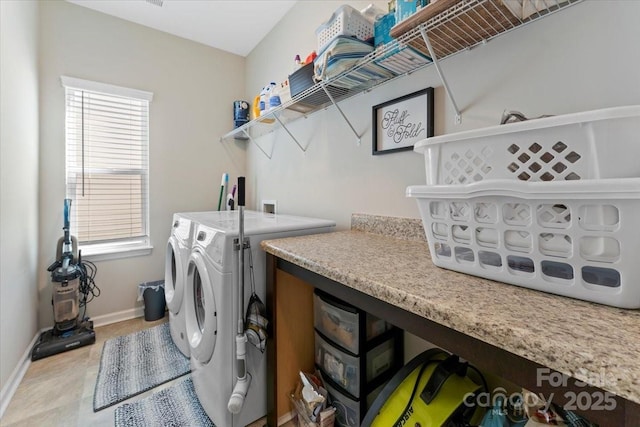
top-left (407, 179), bottom-right (640, 308)
top-left (408, 106), bottom-right (640, 308)
top-left (413, 106), bottom-right (640, 185)
top-left (316, 5), bottom-right (373, 54)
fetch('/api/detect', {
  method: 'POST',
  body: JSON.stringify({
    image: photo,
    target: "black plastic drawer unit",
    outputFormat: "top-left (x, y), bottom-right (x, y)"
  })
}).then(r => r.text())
top-left (313, 289), bottom-right (403, 426)
top-left (314, 291), bottom-right (390, 355)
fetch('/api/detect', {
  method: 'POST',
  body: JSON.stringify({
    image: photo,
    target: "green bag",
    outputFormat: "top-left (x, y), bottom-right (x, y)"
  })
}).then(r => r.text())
top-left (362, 348), bottom-right (487, 427)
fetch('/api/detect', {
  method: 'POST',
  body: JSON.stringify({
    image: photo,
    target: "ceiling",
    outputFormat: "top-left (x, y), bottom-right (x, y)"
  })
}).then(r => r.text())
top-left (66, 0), bottom-right (298, 57)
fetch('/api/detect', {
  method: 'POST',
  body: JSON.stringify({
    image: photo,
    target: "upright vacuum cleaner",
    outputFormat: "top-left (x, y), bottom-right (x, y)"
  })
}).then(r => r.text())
top-left (31, 199), bottom-right (98, 361)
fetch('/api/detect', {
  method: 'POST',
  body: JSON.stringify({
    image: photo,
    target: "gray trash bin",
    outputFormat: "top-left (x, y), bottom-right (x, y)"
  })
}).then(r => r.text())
top-left (138, 280), bottom-right (166, 321)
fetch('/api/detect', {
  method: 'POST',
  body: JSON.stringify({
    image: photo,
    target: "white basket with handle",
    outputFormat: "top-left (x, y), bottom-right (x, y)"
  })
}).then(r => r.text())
top-left (413, 106), bottom-right (640, 186)
top-left (407, 178), bottom-right (640, 308)
top-left (408, 105), bottom-right (640, 308)
top-left (316, 5), bottom-right (373, 54)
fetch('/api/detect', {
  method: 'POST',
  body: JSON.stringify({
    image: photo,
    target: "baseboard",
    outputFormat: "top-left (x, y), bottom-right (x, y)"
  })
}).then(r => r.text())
top-left (0, 327), bottom-right (46, 421)
top-left (1, 307), bottom-right (150, 420)
top-left (278, 410), bottom-right (296, 426)
top-left (91, 306), bottom-right (145, 328)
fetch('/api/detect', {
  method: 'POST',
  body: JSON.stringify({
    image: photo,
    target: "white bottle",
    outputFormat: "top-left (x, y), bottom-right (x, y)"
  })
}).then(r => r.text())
top-left (268, 81), bottom-right (281, 110)
top-left (259, 86), bottom-right (268, 115)
top-left (264, 85), bottom-right (272, 112)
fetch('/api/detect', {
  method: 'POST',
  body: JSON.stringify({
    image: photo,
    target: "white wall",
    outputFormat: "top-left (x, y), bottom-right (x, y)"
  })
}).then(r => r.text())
top-left (246, 1), bottom-right (640, 228)
top-left (245, 1), bottom-right (640, 355)
top-left (0, 0), bottom-right (40, 397)
top-left (37, 1), bottom-right (247, 328)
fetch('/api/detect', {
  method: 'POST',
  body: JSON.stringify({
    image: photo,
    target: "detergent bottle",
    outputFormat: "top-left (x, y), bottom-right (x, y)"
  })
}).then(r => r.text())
top-left (252, 94), bottom-right (261, 119)
top-left (267, 82), bottom-right (281, 111)
top-left (259, 86), bottom-right (268, 116)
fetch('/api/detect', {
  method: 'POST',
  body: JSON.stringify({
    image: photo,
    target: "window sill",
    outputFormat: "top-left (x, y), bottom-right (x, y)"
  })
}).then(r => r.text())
top-left (80, 244), bottom-right (153, 262)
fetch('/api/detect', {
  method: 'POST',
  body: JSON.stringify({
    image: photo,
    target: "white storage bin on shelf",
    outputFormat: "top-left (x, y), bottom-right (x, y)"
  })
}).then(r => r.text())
top-left (407, 178), bottom-right (640, 309)
top-left (316, 5), bottom-right (373, 54)
top-left (413, 106), bottom-right (640, 185)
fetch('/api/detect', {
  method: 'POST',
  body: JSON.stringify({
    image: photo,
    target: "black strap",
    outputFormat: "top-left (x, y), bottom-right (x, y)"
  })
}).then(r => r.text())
top-left (361, 348), bottom-right (447, 427)
top-left (420, 355), bottom-right (467, 404)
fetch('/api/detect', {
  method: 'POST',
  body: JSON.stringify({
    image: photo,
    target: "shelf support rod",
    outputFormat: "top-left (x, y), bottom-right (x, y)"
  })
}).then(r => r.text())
top-left (419, 26), bottom-right (462, 125)
top-left (272, 112), bottom-right (307, 152)
top-left (320, 83), bottom-right (361, 145)
top-left (241, 128), bottom-right (273, 159)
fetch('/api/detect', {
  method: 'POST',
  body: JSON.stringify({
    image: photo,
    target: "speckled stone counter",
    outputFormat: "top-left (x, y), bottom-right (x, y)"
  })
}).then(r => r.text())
top-left (262, 214), bottom-right (640, 405)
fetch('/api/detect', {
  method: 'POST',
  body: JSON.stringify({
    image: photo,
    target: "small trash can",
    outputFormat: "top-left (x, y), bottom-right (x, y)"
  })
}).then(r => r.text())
top-left (138, 280), bottom-right (166, 321)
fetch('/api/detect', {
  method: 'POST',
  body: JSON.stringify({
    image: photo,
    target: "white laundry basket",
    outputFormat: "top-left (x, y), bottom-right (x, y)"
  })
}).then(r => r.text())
top-left (407, 105), bottom-right (640, 309)
top-left (407, 179), bottom-right (640, 308)
top-left (413, 106), bottom-right (640, 185)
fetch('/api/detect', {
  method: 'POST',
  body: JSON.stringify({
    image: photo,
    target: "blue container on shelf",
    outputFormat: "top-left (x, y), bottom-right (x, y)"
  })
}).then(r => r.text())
top-left (233, 100), bottom-right (249, 128)
top-left (396, 0), bottom-right (418, 23)
top-left (374, 12), bottom-right (395, 47)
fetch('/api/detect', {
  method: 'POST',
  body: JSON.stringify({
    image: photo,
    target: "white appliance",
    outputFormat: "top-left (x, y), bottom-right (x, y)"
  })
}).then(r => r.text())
top-left (165, 211), bottom-right (221, 357)
top-left (184, 210), bottom-right (335, 427)
top-left (165, 213), bottom-right (195, 357)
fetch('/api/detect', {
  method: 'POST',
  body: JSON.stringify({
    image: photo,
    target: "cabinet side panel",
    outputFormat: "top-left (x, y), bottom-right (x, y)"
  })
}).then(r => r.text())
top-left (275, 269), bottom-right (315, 420)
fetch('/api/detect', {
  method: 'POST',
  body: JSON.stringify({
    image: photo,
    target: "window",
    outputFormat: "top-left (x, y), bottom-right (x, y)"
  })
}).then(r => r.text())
top-left (61, 76), bottom-right (153, 258)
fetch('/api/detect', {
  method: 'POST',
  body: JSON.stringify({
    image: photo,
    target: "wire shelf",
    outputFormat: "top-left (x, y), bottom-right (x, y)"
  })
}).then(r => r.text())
top-left (221, 0), bottom-right (582, 146)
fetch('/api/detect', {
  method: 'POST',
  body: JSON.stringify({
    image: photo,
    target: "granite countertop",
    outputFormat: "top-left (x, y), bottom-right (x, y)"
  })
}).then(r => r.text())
top-left (261, 214), bottom-right (640, 404)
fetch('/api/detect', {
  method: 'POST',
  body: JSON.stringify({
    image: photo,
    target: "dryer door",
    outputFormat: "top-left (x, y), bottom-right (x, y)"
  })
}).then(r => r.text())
top-left (165, 236), bottom-right (184, 314)
top-left (185, 249), bottom-right (218, 364)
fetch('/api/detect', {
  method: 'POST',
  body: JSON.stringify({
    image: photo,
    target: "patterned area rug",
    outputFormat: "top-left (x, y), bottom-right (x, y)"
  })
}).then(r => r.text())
top-left (114, 376), bottom-right (214, 427)
top-left (94, 322), bottom-right (190, 411)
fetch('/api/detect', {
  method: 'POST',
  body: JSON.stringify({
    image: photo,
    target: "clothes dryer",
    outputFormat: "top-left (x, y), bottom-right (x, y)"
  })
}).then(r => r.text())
top-left (184, 211), bottom-right (334, 427)
top-left (165, 211), bottom-right (223, 357)
top-left (165, 213), bottom-right (197, 357)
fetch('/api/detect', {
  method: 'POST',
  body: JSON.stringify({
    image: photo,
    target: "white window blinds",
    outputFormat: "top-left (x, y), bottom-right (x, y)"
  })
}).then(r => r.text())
top-left (61, 76), bottom-right (153, 253)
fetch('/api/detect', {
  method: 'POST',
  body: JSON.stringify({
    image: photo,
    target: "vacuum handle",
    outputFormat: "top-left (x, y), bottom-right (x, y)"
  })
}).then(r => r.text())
top-left (63, 199), bottom-right (72, 230)
top-left (237, 177), bottom-right (245, 207)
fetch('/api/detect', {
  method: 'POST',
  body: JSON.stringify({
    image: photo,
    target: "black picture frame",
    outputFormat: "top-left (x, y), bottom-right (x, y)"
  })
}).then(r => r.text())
top-left (372, 87), bottom-right (434, 155)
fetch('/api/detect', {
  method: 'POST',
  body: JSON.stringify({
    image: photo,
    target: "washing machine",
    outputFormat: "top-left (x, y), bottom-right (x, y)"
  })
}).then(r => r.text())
top-left (165, 213), bottom-right (197, 357)
top-left (184, 211), bottom-right (335, 427)
top-left (165, 211), bottom-right (222, 357)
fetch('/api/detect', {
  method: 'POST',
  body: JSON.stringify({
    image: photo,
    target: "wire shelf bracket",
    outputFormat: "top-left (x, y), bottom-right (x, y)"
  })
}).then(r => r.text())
top-left (272, 112), bottom-right (309, 153)
top-left (241, 128), bottom-right (273, 159)
top-left (419, 26), bottom-right (462, 125)
top-left (320, 83), bottom-right (362, 145)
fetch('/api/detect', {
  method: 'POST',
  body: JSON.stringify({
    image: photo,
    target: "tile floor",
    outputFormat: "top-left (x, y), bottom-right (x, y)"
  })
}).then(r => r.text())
top-left (0, 315), bottom-right (275, 427)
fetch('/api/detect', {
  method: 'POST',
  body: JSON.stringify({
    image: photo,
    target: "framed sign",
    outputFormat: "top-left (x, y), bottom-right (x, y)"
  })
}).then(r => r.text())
top-left (372, 88), bottom-right (434, 155)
